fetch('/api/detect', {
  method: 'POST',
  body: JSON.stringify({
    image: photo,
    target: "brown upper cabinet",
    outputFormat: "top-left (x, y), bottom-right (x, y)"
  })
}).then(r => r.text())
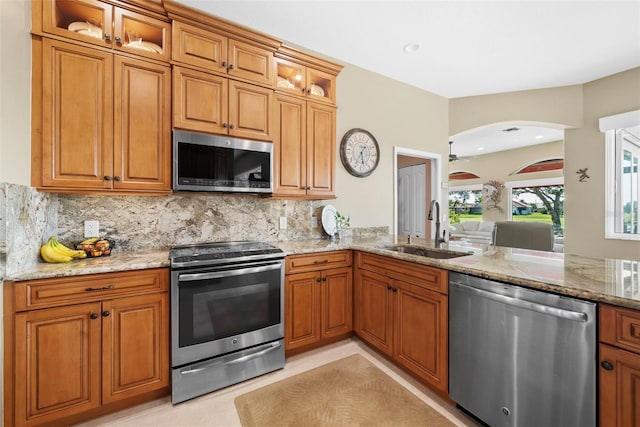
top-left (35, 0), bottom-right (171, 63)
top-left (172, 20), bottom-right (276, 87)
top-left (32, 38), bottom-right (172, 194)
top-left (275, 46), bottom-right (341, 105)
top-left (173, 66), bottom-right (274, 141)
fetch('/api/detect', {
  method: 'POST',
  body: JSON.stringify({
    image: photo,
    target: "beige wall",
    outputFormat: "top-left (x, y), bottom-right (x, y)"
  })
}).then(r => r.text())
top-left (449, 140), bottom-right (564, 187)
top-left (0, 0), bottom-right (31, 186)
top-left (449, 85), bottom-right (583, 136)
top-left (449, 69), bottom-right (640, 259)
top-left (564, 67), bottom-right (640, 259)
top-left (334, 65), bottom-right (448, 230)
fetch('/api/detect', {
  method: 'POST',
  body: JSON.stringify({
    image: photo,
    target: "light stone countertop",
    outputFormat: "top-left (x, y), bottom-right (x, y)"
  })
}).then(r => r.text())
top-left (5, 236), bottom-right (640, 311)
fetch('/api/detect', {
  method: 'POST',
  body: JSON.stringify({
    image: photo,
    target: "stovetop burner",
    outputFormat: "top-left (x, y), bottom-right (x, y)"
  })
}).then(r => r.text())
top-left (169, 241), bottom-right (284, 268)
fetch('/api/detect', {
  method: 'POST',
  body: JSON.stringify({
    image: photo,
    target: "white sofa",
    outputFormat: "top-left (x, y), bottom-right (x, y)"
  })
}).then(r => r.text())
top-left (449, 221), bottom-right (495, 244)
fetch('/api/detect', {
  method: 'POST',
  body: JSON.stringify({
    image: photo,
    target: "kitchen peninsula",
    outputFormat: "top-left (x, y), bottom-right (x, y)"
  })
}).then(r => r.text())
top-left (6, 237), bottom-right (639, 310)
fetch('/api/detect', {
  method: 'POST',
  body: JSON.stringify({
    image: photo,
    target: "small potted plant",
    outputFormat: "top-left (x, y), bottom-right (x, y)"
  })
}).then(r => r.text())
top-left (334, 211), bottom-right (350, 239)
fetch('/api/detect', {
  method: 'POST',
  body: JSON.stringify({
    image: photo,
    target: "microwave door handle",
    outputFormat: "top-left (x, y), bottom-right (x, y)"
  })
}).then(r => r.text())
top-left (179, 262), bottom-right (282, 282)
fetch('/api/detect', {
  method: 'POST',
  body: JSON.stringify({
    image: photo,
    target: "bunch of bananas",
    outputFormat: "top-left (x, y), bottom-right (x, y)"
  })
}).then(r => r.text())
top-left (40, 236), bottom-right (87, 263)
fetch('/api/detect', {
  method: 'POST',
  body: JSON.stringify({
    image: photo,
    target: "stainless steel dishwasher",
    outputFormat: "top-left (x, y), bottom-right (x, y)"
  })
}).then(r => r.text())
top-left (449, 272), bottom-right (596, 427)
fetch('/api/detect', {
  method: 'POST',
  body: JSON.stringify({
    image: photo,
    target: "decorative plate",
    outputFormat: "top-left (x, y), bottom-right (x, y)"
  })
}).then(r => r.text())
top-left (310, 84), bottom-right (325, 97)
top-left (321, 204), bottom-right (337, 236)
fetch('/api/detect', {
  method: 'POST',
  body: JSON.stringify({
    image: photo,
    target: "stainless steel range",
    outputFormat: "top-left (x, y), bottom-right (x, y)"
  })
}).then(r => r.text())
top-left (169, 241), bottom-right (285, 404)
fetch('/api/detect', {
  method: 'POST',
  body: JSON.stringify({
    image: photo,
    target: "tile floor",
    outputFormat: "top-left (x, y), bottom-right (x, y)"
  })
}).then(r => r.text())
top-left (75, 338), bottom-right (479, 427)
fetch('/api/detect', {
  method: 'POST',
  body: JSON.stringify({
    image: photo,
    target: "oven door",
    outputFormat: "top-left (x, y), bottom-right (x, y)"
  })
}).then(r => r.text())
top-left (171, 259), bottom-right (284, 367)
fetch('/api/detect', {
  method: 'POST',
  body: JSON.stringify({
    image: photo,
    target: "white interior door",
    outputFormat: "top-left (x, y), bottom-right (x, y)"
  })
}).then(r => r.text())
top-left (398, 163), bottom-right (426, 238)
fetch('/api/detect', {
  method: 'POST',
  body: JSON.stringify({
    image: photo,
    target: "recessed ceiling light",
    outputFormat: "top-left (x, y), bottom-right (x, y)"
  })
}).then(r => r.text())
top-left (403, 43), bottom-right (421, 53)
top-left (477, 147), bottom-right (484, 151)
top-left (535, 135), bottom-right (544, 139)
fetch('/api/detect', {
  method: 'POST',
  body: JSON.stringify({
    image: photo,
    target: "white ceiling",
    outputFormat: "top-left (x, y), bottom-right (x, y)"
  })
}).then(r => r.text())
top-left (176, 0), bottom-right (640, 153)
top-left (451, 124), bottom-right (564, 157)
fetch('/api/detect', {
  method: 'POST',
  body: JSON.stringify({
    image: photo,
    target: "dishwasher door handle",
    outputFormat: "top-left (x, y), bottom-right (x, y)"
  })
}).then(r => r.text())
top-left (452, 282), bottom-right (589, 322)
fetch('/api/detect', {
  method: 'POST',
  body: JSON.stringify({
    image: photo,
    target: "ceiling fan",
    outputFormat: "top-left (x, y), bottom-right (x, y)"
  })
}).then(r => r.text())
top-left (449, 140), bottom-right (459, 162)
top-left (449, 140), bottom-right (471, 163)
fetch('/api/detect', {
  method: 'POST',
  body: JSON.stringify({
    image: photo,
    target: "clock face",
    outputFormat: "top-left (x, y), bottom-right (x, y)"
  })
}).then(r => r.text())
top-left (340, 128), bottom-right (380, 177)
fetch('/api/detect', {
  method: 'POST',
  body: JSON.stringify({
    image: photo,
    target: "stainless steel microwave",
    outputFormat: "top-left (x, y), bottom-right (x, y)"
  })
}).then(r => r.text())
top-left (173, 130), bottom-right (273, 194)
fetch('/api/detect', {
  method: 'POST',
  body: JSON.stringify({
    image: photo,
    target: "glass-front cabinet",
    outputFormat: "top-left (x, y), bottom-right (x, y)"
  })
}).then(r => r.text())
top-left (276, 57), bottom-right (336, 104)
top-left (40, 0), bottom-right (170, 62)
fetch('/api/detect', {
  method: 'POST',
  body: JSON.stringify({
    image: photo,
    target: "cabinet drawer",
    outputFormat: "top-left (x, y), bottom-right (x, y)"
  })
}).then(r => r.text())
top-left (286, 250), bottom-right (352, 274)
top-left (356, 251), bottom-right (448, 294)
top-left (14, 268), bottom-right (169, 311)
top-left (600, 304), bottom-right (640, 353)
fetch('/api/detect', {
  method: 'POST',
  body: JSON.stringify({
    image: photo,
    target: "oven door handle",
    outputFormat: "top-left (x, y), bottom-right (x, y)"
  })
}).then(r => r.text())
top-left (179, 341), bottom-right (282, 375)
top-left (178, 262), bottom-right (282, 282)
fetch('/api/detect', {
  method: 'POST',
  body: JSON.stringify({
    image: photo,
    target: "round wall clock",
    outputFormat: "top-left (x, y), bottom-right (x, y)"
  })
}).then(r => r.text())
top-left (339, 128), bottom-right (380, 177)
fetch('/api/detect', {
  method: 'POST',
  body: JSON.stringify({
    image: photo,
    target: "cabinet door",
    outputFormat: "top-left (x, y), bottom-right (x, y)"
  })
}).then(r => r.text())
top-left (229, 80), bottom-right (273, 141)
top-left (321, 267), bottom-right (353, 339)
top-left (172, 20), bottom-right (228, 73)
top-left (394, 280), bottom-right (448, 393)
top-left (102, 293), bottom-right (169, 404)
top-left (113, 56), bottom-right (171, 192)
top-left (228, 38), bottom-right (275, 86)
top-left (41, 0), bottom-right (113, 49)
top-left (285, 271), bottom-right (321, 350)
top-left (275, 58), bottom-right (306, 97)
top-left (273, 94), bottom-right (307, 196)
top-left (113, 7), bottom-right (171, 62)
top-left (307, 67), bottom-right (336, 104)
top-left (600, 344), bottom-right (640, 427)
top-left (41, 39), bottom-right (113, 189)
top-left (173, 66), bottom-right (228, 135)
top-left (15, 302), bottom-right (101, 426)
top-left (306, 102), bottom-right (335, 198)
top-left (354, 269), bottom-right (393, 356)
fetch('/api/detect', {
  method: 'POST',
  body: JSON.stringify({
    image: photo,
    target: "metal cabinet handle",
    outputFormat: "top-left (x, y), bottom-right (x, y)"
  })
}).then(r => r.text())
top-left (90, 313), bottom-right (99, 320)
top-left (322, 277), bottom-right (327, 282)
top-left (114, 36), bottom-right (122, 44)
top-left (102, 311), bottom-right (110, 317)
top-left (104, 175), bottom-right (111, 181)
top-left (391, 287), bottom-right (398, 293)
top-left (601, 361), bottom-right (614, 371)
top-left (85, 284), bottom-right (114, 292)
top-left (114, 176), bottom-right (121, 181)
top-left (316, 277), bottom-right (321, 283)
top-left (229, 124), bottom-right (235, 129)
top-left (387, 285), bottom-right (392, 290)
top-left (223, 123), bottom-right (228, 128)
top-left (229, 64), bottom-right (235, 70)
top-left (221, 61), bottom-right (227, 67)
top-left (104, 34), bottom-right (111, 41)
top-left (313, 259), bottom-right (329, 264)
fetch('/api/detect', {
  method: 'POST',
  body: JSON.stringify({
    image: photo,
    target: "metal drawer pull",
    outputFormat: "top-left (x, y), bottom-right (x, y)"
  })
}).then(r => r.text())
top-left (85, 284), bottom-right (114, 292)
top-left (313, 259), bottom-right (329, 264)
top-left (180, 341), bottom-right (281, 374)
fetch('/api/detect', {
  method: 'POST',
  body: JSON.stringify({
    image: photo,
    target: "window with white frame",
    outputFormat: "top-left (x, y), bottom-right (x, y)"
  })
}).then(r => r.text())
top-left (600, 110), bottom-right (640, 240)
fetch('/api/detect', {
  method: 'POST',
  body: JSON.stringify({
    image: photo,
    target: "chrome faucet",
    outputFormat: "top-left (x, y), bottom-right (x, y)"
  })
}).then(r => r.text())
top-left (428, 200), bottom-right (446, 248)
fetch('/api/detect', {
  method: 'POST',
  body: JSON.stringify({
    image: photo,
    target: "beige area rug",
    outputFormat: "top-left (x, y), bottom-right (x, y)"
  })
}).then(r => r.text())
top-left (234, 354), bottom-right (455, 427)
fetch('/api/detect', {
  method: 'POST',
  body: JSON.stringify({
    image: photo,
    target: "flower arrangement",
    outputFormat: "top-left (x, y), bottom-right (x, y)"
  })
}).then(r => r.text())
top-left (483, 180), bottom-right (505, 212)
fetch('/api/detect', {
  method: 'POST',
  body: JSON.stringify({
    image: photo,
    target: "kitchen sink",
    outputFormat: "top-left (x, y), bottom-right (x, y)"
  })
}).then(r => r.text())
top-left (382, 245), bottom-right (473, 259)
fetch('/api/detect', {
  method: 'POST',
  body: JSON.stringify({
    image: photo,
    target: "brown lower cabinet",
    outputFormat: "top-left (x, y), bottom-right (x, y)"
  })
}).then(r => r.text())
top-left (354, 251), bottom-right (448, 395)
top-left (599, 304), bottom-right (640, 427)
top-left (285, 251), bottom-right (353, 353)
top-left (4, 268), bottom-right (170, 427)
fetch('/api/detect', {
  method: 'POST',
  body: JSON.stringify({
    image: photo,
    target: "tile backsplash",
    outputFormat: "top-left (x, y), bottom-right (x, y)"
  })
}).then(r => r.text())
top-left (1, 183), bottom-right (387, 277)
